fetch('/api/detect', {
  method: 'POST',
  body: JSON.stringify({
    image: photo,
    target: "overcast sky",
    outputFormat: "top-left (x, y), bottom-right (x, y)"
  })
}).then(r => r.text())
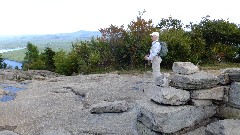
top-left (0, 0), bottom-right (239, 35)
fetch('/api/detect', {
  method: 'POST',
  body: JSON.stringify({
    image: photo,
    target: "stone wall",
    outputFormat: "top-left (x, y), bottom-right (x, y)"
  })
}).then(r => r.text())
top-left (216, 68), bottom-right (240, 120)
top-left (136, 62), bottom-right (240, 135)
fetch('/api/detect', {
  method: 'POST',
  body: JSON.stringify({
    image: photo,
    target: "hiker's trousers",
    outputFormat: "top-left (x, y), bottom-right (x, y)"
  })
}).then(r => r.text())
top-left (152, 56), bottom-right (162, 80)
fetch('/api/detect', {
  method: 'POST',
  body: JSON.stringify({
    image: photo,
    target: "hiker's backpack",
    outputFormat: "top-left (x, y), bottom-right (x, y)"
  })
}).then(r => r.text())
top-left (158, 41), bottom-right (168, 57)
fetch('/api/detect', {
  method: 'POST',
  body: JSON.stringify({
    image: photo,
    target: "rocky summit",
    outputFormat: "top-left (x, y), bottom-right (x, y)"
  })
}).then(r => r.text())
top-left (0, 62), bottom-right (240, 135)
top-left (0, 69), bottom-right (152, 135)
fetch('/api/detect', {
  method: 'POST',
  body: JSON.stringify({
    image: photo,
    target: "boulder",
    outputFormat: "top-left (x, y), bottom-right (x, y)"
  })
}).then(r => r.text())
top-left (154, 73), bottom-right (170, 87)
top-left (229, 82), bottom-right (240, 109)
top-left (136, 100), bottom-right (216, 133)
top-left (170, 71), bottom-right (219, 90)
top-left (206, 119), bottom-right (240, 135)
top-left (90, 100), bottom-right (129, 113)
top-left (148, 86), bottom-right (190, 105)
top-left (220, 68), bottom-right (240, 82)
top-left (190, 86), bottom-right (227, 100)
top-left (217, 105), bottom-right (240, 119)
top-left (172, 62), bottom-right (199, 75)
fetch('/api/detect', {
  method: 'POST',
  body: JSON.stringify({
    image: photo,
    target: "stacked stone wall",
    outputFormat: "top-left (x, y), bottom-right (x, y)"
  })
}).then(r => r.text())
top-left (137, 62), bottom-right (240, 135)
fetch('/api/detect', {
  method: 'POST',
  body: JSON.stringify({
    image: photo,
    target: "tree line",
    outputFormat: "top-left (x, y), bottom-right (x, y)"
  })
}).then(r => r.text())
top-left (1, 12), bottom-right (240, 75)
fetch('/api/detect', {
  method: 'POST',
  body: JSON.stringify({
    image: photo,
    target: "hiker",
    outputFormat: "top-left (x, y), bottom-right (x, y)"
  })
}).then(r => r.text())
top-left (144, 32), bottom-right (162, 81)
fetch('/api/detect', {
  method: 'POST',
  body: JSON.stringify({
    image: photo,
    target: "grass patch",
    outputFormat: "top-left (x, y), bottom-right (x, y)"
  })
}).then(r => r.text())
top-left (114, 62), bottom-right (240, 75)
top-left (199, 62), bottom-right (240, 70)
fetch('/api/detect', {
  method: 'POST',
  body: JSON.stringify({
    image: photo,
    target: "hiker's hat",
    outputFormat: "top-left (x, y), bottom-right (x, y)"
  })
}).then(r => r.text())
top-left (150, 32), bottom-right (159, 37)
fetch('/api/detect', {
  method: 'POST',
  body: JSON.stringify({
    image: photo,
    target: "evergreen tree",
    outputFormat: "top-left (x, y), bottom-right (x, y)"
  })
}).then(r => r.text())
top-left (24, 42), bottom-right (39, 63)
top-left (23, 42), bottom-right (40, 70)
top-left (41, 47), bottom-right (56, 71)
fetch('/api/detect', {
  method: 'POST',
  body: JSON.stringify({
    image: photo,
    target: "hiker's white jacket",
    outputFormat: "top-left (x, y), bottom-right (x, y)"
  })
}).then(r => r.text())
top-left (147, 41), bottom-right (161, 61)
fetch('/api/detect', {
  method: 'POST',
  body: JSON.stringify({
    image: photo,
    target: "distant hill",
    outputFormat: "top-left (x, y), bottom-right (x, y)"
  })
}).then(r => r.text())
top-left (0, 30), bottom-right (102, 62)
top-left (0, 30), bottom-right (102, 49)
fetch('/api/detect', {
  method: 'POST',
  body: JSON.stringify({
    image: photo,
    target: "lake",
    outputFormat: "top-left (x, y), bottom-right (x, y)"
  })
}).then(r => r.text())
top-left (0, 47), bottom-right (25, 69)
top-left (3, 59), bottom-right (23, 69)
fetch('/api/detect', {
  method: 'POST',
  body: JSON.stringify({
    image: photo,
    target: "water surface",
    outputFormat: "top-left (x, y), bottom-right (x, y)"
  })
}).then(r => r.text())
top-left (0, 83), bottom-right (27, 102)
top-left (3, 59), bottom-right (23, 69)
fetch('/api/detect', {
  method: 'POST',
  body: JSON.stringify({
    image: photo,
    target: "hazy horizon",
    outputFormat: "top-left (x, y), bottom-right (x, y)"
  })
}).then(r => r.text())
top-left (0, 0), bottom-right (239, 36)
top-left (0, 30), bottom-right (101, 37)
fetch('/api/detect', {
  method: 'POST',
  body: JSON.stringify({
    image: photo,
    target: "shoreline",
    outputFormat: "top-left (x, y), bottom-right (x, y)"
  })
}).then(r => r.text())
top-left (0, 47), bottom-right (26, 53)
